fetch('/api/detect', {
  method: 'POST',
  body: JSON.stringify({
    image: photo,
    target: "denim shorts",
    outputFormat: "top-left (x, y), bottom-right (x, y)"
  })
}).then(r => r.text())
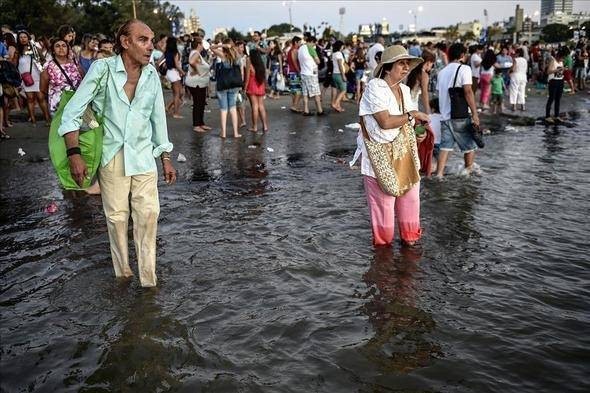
top-left (217, 87), bottom-right (240, 111)
top-left (440, 118), bottom-right (477, 153)
top-left (354, 69), bottom-right (365, 81)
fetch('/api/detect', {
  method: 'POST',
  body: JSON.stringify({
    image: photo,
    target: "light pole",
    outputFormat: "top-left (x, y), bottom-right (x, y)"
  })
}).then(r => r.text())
top-left (408, 5), bottom-right (423, 37)
top-left (282, 0), bottom-right (296, 31)
top-left (132, 0), bottom-right (137, 19)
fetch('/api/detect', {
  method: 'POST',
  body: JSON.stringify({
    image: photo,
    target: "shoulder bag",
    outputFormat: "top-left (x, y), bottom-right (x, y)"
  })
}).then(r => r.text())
top-left (216, 61), bottom-right (243, 91)
top-left (359, 90), bottom-right (421, 197)
top-left (21, 55), bottom-right (35, 87)
top-left (448, 64), bottom-right (469, 119)
top-left (48, 62), bottom-right (108, 190)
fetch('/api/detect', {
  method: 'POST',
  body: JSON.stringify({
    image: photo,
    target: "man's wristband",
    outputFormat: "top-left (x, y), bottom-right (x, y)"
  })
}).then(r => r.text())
top-left (161, 152), bottom-right (171, 162)
top-left (67, 147), bottom-right (81, 157)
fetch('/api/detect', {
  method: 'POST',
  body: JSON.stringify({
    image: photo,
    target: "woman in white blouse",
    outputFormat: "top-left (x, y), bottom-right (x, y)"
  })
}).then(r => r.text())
top-left (351, 45), bottom-right (429, 247)
top-left (509, 48), bottom-right (528, 111)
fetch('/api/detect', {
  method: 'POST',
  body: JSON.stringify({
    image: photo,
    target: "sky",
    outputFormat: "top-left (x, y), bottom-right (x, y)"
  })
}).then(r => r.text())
top-left (172, 0), bottom-right (590, 36)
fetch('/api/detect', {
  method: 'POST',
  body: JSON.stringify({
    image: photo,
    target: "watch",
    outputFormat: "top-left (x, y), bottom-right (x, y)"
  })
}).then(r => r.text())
top-left (406, 112), bottom-right (414, 123)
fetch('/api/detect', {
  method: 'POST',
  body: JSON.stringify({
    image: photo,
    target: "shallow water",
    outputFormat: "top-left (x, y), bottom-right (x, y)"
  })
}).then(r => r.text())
top-left (1, 109), bottom-right (589, 392)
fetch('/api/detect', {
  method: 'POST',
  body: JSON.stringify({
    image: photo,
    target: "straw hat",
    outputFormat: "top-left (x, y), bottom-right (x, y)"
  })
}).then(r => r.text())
top-left (373, 45), bottom-right (423, 78)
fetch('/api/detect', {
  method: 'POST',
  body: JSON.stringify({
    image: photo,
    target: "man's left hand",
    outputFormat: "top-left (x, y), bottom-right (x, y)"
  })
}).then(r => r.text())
top-left (162, 160), bottom-right (176, 185)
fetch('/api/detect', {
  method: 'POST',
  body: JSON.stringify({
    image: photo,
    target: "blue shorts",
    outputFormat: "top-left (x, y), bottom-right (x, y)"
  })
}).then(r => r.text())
top-left (440, 118), bottom-right (478, 153)
top-left (217, 88), bottom-right (240, 111)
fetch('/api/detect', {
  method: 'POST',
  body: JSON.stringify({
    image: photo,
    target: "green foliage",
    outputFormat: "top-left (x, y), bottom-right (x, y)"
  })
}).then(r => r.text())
top-left (444, 25), bottom-right (459, 41)
top-left (0, 0), bottom-right (183, 41)
top-left (227, 27), bottom-right (245, 42)
top-left (542, 23), bottom-right (571, 43)
top-left (462, 31), bottom-right (476, 41)
top-left (266, 23), bottom-right (301, 37)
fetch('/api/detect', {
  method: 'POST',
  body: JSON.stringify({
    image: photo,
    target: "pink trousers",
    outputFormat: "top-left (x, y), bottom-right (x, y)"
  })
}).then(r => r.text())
top-left (363, 176), bottom-right (422, 246)
top-left (479, 73), bottom-right (492, 105)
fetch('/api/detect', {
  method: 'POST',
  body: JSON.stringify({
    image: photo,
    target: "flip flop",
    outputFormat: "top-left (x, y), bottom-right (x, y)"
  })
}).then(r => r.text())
top-left (290, 108), bottom-right (302, 113)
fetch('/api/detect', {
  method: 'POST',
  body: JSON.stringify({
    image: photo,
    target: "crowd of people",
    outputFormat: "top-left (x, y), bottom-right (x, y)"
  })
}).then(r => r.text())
top-left (0, 20), bottom-right (589, 259)
top-left (1, 23), bottom-right (589, 141)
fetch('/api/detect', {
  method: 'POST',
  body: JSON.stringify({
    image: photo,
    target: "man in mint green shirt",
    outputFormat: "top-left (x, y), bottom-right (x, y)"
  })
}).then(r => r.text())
top-left (59, 19), bottom-right (176, 287)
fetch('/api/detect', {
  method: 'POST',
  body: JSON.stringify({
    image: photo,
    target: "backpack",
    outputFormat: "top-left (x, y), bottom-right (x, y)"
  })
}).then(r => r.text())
top-left (0, 60), bottom-right (22, 87)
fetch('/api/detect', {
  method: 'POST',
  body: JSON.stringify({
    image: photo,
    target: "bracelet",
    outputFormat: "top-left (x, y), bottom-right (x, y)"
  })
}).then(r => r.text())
top-left (66, 147), bottom-right (81, 157)
top-left (161, 157), bottom-right (171, 161)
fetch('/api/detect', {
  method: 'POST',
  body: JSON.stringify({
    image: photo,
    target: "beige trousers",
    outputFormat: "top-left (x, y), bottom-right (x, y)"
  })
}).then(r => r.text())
top-left (99, 149), bottom-right (160, 287)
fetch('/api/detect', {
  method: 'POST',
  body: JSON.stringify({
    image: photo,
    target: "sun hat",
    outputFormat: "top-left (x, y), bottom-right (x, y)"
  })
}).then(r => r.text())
top-left (373, 45), bottom-right (423, 78)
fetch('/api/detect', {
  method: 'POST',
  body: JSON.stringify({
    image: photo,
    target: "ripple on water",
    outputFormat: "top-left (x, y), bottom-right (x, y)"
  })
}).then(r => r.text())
top-left (1, 112), bottom-right (590, 392)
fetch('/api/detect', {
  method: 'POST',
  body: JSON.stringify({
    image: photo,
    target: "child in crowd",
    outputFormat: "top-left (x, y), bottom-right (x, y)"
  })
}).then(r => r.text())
top-left (490, 68), bottom-right (505, 114)
top-left (429, 97), bottom-right (442, 173)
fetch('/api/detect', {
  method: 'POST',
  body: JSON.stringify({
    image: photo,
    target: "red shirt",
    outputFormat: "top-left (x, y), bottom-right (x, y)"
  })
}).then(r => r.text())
top-left (287, 47), bottom-right (300, 74)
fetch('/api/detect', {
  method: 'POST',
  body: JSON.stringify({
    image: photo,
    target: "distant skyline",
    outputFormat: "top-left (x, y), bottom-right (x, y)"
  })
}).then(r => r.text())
top-left (171, 0), bottom-right (590, 35)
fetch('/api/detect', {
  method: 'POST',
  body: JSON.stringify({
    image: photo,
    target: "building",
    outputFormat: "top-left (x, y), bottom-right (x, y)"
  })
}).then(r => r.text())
top-left (541, 0), bottom-right (574, 26)
top-left (515, 4), bottom-right (524, 32)
top-left (457, 20), bottom-right (482, 37)
top-left (358, 24), bottom-right (372, 37)
top-left (212, 27), bottom-right (228, 38)
top-left (544, 11), bottom-right (590, 26)
top-left (357, 18), bottom-right (390, 37)
top-left (541, 0), bottom-right (573, 17)
top-left (182, 8), bottom-right (201, 34)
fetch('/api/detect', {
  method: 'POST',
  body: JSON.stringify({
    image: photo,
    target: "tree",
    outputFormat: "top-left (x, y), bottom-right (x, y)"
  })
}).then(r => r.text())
top-left (462, 31), bottom-right (476, 42)
top-left (487, 26), bottom-right (503, 41)
top-left (0, 0), bottom-right (182, 41)
top-left (266, 23), bottom-right (301, 37)
top-left (227, 27), bottom-right (245, 42)
top-left (542, 23), bottom-right (571, 43)
top-left (444, 24), bottom-right (459, 41)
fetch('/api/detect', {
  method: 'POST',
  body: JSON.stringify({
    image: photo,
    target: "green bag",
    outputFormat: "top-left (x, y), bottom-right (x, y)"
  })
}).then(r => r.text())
top-left (48, 68), bottom-right (107, 191)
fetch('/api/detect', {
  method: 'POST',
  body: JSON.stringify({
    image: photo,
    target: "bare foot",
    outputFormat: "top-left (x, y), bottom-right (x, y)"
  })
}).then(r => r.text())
top-left (248, 128), bottom-right (258, 133)
top-left (234, 134), bottom-right (243, 138)
top-left (201, 125), bottom-right (212, 130)
top-left (193, 126), bottom-right (207, 133)
top-left (85, 181), bottom-right (101, 195)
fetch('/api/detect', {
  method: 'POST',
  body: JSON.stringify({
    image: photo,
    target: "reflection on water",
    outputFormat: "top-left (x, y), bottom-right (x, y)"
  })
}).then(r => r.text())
top-left (82, 289), bottom-right (198, 391)
top-left (1, 108), bottom-right (589, 392)
top-left (361, 247), bottom-right (441, 374)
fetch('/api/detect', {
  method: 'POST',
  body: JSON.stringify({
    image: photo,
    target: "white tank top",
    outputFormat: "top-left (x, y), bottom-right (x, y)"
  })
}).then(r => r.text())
top-left (548, 60), bottom-right (564, 82)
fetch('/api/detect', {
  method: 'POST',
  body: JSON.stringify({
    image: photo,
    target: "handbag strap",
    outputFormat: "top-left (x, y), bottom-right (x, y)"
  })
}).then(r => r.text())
top-left (54, 59), bottom-right (77, 90)
top-left (359, 82), bottom-right (408, 142)
top-left (452, 64), bottom-right (462, 88)
top-left (96, 65), bottom-right (110, 118)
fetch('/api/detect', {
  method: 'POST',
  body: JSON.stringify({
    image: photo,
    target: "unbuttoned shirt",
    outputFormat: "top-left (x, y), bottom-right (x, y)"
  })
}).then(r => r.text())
top-left (58, 55), bottom-right (173, 176)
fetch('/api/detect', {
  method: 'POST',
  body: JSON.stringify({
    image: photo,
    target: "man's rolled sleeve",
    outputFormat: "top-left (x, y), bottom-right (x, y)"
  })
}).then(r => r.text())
top-left (57, 60), bottom-right (106, 136)
top-left (150, 80), bottom-right (173, 157)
